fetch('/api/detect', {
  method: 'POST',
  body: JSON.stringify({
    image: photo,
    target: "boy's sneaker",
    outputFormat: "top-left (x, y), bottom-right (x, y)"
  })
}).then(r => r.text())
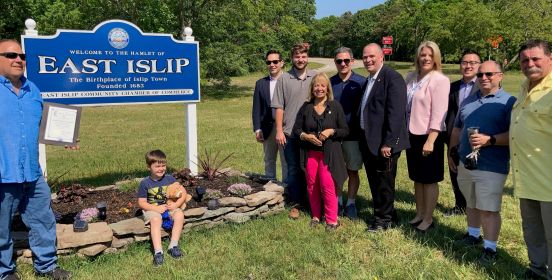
top-left (153, 252), bottom-right (164, 267)
top-left (454, 233), bottom-right (483, 247)
top-left (168, 246), bottom-right (184, 259)
top-left (479, 247), bottom-right (498, 265)
top-left (35, 267), bottom-right (72, 279)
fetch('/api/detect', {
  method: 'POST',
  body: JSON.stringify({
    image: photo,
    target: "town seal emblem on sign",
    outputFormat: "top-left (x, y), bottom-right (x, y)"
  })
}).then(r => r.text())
top-left (108, 28), bottom-right (129, 49)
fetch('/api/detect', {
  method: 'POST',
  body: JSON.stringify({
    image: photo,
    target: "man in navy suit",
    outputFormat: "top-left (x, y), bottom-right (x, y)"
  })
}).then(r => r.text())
top-left (252, 50), bottom-right (287, 181)
top-left (443, 50), bottom-right (481, 217)
top-left (359, 43), bottom-right (409, 232)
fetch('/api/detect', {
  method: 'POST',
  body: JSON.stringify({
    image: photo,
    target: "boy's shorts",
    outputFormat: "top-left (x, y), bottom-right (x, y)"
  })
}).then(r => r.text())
top-left (142, 208), bottom-right (183, 225)
top-left (342, 141), bottom-right (363, 171)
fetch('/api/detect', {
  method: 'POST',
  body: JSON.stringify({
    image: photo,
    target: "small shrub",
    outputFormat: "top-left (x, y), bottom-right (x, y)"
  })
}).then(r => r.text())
top-left (227, 183), bottom-right (252, 197)
top-left (204, 189), bottom-right (223, 200)
top-left (196, 149), bottom-right (234, 180)
top-left (77, 207), bottom-right (99, 222)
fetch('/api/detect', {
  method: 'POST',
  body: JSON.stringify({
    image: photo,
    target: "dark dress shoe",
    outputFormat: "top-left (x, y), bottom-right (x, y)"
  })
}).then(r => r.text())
top-left (415, 222), bottom-right (435, 233)
top-left (408, 219), bottom-right (423, 227)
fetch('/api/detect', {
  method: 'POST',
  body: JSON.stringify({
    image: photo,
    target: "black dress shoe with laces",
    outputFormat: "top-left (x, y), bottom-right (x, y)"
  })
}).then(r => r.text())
top-left (36, 267), bottom-right (72, 280)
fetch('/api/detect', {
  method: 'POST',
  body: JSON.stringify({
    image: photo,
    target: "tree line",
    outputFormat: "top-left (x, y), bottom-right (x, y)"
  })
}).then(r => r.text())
top-left (1, 0), bottom-right (550, 85)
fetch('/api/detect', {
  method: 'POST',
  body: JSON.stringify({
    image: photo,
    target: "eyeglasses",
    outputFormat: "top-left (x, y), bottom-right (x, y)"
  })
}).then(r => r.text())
top-left (0, 52), bottom-right (26, 61)
top-left (476, 72), bottom-right (502, 78)
top-left (335, 59), bottom-right (351, 65)
top-left (461, 61), bottom-right (480, 66)
top-left (265, 60), bottom-right (281, 65)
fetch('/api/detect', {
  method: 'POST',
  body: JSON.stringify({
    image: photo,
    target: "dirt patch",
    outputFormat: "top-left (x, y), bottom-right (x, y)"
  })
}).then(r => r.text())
top-left (12, 174), bottom-right (266, 231)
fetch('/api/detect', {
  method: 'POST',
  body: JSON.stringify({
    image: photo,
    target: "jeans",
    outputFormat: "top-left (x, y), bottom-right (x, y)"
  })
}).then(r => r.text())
top-left (0, 176), bottom-right (58, 277)
top-left (283, 136), bottom-right (307, 207)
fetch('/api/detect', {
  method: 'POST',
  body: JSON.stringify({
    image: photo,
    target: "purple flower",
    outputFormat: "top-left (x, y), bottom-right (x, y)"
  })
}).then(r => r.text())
top-left (227, 183), bottom-right (252, 197)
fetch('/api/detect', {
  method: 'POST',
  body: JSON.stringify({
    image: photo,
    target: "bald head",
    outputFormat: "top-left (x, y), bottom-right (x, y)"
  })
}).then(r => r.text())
top-left (477, 60), bottom-right (503, 95)
top-left (362, 43), bottom-right (384, 75)
top-left (0, 39), bottom-right (26, 84)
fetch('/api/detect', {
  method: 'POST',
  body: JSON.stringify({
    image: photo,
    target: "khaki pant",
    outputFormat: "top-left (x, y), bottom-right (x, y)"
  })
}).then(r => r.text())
top-left (520, 199), bottom-right (552, 279)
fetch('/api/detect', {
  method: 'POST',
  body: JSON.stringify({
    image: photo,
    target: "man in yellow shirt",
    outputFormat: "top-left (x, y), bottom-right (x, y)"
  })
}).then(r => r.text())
top-left (511, 39), bottom-right (552, 279)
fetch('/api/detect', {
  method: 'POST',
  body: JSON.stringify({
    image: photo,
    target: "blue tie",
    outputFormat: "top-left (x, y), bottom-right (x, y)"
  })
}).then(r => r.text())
top-left (360, 77), bottom-right (375, 130)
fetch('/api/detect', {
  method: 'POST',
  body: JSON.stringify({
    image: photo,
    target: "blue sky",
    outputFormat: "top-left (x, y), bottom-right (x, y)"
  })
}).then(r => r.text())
top-left (315, 0), bottom-right (386, 18)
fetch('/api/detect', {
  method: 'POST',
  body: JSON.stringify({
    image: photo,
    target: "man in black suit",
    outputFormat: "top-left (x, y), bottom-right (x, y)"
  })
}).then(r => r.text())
top-left (359, 43), bottom-right (409, 232)
top-left (444, 50), bottom-right (481, 216)
top-left (252, 50), bottom-right (287, 181)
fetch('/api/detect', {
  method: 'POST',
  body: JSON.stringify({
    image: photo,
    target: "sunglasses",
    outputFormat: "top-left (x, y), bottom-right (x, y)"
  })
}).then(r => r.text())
top-left (265, 60), bottom-right (281, 65)
top-left (335, 59), bottom-right (351, 65)
top-left (476, 72), bottom-right (501, 78)
top-left (0, 52), bottom-right (26, 61)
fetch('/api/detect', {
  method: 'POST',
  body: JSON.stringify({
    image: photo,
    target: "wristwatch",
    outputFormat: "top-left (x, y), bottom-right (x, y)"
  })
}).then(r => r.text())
top-left (489, 135), bottom-right (496, 146)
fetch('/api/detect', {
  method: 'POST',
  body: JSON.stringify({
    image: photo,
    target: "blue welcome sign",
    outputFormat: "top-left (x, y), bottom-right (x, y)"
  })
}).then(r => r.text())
top-left (21, 20), bottom-right (200, 105)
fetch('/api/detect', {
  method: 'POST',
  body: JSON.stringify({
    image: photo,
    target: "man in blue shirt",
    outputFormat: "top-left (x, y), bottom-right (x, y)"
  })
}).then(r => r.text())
top-left (329, 47), bottom-right (364, 219)
top-left (449, 61), bottom-right (516, 265)
top-left (0, 39), bottom-right (71, 280)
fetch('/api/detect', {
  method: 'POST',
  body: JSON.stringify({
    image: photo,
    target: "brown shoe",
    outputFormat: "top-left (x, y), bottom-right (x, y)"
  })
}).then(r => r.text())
top-left (289, 208), bottom-right (300, 219)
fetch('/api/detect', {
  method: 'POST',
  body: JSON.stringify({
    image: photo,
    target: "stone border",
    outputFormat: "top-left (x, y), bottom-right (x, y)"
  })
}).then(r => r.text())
top-left (13, 181), bottom-right (285, 262)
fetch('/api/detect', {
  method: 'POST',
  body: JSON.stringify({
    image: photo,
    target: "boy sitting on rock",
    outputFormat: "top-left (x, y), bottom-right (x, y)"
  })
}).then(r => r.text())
top-left (137, 150), bottom-right (186, 267)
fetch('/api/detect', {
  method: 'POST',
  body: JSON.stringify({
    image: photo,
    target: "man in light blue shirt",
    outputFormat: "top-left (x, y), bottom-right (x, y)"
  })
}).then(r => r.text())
top-left (0, 39), bottom-right (71, 280)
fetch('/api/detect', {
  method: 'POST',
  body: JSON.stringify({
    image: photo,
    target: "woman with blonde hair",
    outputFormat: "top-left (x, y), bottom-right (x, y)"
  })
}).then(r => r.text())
top-left (405, 41), bottom-right (450, 232)
top-left (293, 73), bottom-right (348, 230)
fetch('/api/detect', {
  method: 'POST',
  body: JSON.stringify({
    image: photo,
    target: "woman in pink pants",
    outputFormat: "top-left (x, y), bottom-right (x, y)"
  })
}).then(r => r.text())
top-left (293, 73), bottom-right (348, 230)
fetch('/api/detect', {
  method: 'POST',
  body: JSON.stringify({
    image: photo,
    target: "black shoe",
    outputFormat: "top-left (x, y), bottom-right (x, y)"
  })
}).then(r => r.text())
top-left (479, 247), bottom-right (498, 265)
top-left (325, 222), bottom-right (340, 231)
top-left (367, 222), bottom-right (394, 233)
top-left (153, 252), bottom-right (164, 267)
top-left (168, 246), bottom-right (184, 259)
top-left (309, 218), bottom-right (320, 228)
top-left (415, 222), bottom-right (435, 233)
top-left (36, 268), bottom-right (72, 280)
top-left (338, 203), bottom-right (345, 217)
top-left (454, 233), bottom-right (483, 247)
top-left (521, 268), bottom-right (546, 279)
top-left (444, 207), bottom-right (465, 217)
top-left (408, 219), bottom-right (423, 228)
top-left (4, 273), bottom-right (20, 280)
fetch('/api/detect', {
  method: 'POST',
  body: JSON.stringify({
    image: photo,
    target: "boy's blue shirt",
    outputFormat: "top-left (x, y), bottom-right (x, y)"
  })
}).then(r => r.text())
top-left (137, 174), bottom-right (176, 205)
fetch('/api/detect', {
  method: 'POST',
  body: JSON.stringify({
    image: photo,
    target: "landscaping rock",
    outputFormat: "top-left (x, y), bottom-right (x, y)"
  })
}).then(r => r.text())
top-left (78, 243), bottom-right (108, 257)
top-left (218, 167), bottom-right (243, 177)
top-left (109, 217), bottom-right (149, 236)
top-left (263, 181), bottom-right (284, 193)
top-left (21, 249), bottom-right (32, 258)
top-left (16, 256), bottom-right (32, 265)
top-left (111, 236), bottom-right (134, 249)
top-left (218, 197), bottom-right (247, 207)
top-left (248, 204), bottom-right (270, 217)
top-left (267, 195), bottom-right (283, 205)
top-left (134, 234), bottom-right (150, 242)
top-left (244, 191), bottom-right (279, 207)
top-left (56, 222), bottom-right (113, 250)
top-left (224, 212), bottom-right (251, 224)
top-left (92, 185), bottom-right (118, 192)
top-left (187, 207), bottom-right (235, 222)
top-left (56, 249), bottom-right (74, 255)
top-left (184, 207), bottom-right (206, 217)
top-left (236, 206), bottom-right (255, 213)
top-left (104, 248), bottom-right (118, 254)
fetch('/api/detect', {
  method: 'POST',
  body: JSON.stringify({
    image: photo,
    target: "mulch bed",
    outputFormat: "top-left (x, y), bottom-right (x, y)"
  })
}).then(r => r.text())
top-left (11, 173), bottom-right (267, 231)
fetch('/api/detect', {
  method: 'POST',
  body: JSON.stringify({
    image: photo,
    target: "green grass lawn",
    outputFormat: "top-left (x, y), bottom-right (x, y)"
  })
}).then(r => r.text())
top-left (17, 62), bottom-right (530, 279)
